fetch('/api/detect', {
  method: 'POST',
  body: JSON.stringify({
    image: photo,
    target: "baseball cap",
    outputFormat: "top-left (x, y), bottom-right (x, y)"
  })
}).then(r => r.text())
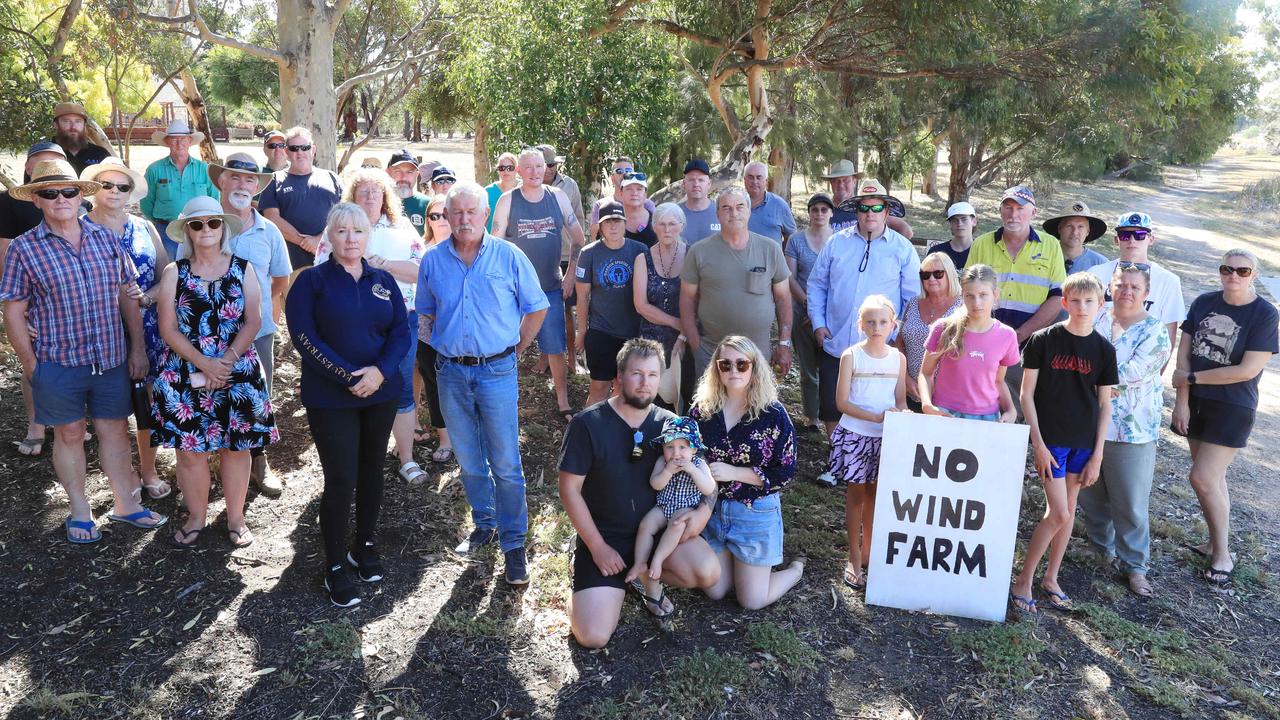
top-left (946, 201), bottom-right (976, 219)
top-left (807, 193), bottom-right (835, 210)
top-left (620, 172), bottom-right (648, 189)
top-left (263, 129), bottom-right (286, 142)
top-left (26, 140), bottom-right (67, 159)
top-left (431, 166), bottom-right (457, 182)
top-left (388, 149), bottom-right (418, 168)
top-left (683, 158), bottom-right (711, 176)
top-left (1115, 211), bottom-right (1152, 230)
top-left (999, 185), bottom-right (1035, 206)
top-left (535, 144), bottom-right (564, 165)
top-left (598, 200), bottom-right (625, 220)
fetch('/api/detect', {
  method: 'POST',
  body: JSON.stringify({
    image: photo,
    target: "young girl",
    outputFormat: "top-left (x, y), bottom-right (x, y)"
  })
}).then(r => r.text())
top-left (631, 416), bottom-right (717, 581)
top-left (829, 296), bottom-right (908, 590)
top-left (919, 264), bottom-right (1021, 422)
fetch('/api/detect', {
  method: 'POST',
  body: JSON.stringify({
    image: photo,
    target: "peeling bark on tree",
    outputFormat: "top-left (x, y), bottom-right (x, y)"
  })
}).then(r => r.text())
top-left (472, 118), bottom-right (490, 182)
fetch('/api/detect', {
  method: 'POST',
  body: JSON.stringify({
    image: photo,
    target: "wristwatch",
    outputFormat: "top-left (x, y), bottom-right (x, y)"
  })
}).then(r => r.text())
top-left (1187, 372), bottom-right (1197, 385)
top-left (778, 339), bottom-right (793, 348)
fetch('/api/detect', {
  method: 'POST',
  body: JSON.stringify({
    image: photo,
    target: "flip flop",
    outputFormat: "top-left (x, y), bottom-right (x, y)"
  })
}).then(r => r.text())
top-left (626, 578), bottom-right (675, 618)
top-left (843, 565), bottom-right (865, 590)
top-left (1040, 587), bottom-right (1074, 611)
top-left (107, 509), bottom-right (168, 530)
top-left (142, 479), bottom-right (171, 500)
top-left (65, 518), bottom-right (101, 544)
top-left (1203, 567), bottom-right (1233, 586)
top-left (14, 437), bottom-right (44, 456)
top-left (413, 428), bottom-right (432, 443)
top-left (430, 446), bottom-right (455, 464)
top-left (1009, 592), bottom-right (1038, 615)
top-left (228, 528), bottom-right (255, 548)
top-left (169, 526), bottom-right (203, 549)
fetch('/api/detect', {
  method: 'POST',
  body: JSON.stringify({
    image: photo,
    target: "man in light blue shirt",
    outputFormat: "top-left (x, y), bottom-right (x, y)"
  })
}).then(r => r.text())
top-left (416, 181), bottom-right (548, 586)
top-left (807, 178), bottom-right (920, 434)
top-left (743, 161), bottom-right (796, 245)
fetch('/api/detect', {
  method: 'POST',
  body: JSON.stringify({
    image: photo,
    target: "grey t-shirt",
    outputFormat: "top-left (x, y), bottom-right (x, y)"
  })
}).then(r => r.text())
top-left (504, 188), bottom-right (565, 292)
top-left (575, 238), bottom-right (646, 339)
top-left (679, 202), bottom-right (720, 245)
top-left (682, 232), bottom-right (790, 352)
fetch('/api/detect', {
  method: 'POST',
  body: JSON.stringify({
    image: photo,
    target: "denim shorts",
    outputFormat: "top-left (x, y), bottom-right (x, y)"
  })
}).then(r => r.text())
top-left (939, 406), bottom-right (1000, 422)
top-left (535, 290), bottom-right (567, 355)
top-left (702, 492), bottom-right (784, 566)
top-left (32, 361), bottom-right (131, 425)
top-left (1046, 445), bottom-right (1094, 479)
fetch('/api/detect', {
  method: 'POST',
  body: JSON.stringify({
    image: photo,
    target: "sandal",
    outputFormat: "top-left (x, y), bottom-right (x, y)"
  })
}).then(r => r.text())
top-left (141, 478), bottom-right (171, 500)
top-left (430, 446), bottom-right (455, 464)
top-left (65, 518), bottom-right (101, 544)
top-left (398, 461), bottom-right (429, 486)
top-left (1204, 566), bottom-right (1233, 587)
top-left (842, 564), bottom-right (865, 590)
top-left (1127, 573), bottom-right (1153, 598)
top-left (627, 578), bottom-right (675, 618)
top-left (169, 526), bottom-right (204, 549)
top-left (107, 509), bottom-right (168, 530)
top-left (228, 527), bottom-right (255, 548)
top-left (1009, 592), bottom-right (1038, 615)
top-left (1040, 587), bottom-right (1074, 612)
top-left (413, 427), bottom-right (432, 443)
top-left (14, 436), bottom-right (44, 456)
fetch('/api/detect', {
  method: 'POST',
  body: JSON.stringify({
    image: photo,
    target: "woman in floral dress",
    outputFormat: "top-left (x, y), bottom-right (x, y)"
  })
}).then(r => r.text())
top-left (151, 197), bottom-right (278, 549)
top-left (689, 335), bottom-right (806, 609)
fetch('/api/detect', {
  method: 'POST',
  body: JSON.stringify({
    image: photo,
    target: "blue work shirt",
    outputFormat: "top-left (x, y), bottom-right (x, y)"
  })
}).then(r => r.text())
top-left (416, 233), bottom-right (549, 358)
top-left (746, 192), bottom-right (797, 245)
top-left (807, 226), bottom-right (921, 358)
top-left (285, 258), bottom-right (409, 409)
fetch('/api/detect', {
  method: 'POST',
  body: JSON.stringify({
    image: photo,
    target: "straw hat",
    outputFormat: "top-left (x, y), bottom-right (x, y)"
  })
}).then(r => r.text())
top-left (152, 119), bottom-right (205, 146)
top-left (80, 157), bottom-right (148, 204)
top-left (166, 196), bottom-right (243, 244)
top-left (9, 159), bottom-right (103, 202)
top-left (207, 152), bottom-right (274, 192)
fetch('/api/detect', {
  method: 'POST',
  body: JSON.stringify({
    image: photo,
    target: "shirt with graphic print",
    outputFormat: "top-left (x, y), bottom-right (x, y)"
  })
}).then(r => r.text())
top-left (1022, 322), bottom-right (1119, 448)
top-left (1181, 291), bottom-right (1279, 410)
top-left (576, 238), bottom-right (646, 339)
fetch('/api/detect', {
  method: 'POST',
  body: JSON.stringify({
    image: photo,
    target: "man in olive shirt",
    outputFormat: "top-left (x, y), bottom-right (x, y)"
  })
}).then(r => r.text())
top-left (679, 187), bottom-right (793, 376)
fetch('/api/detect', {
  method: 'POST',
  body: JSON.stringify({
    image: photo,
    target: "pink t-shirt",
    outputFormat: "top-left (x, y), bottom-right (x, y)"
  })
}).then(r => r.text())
top-left (924, 319), bottom-right (1021, 415)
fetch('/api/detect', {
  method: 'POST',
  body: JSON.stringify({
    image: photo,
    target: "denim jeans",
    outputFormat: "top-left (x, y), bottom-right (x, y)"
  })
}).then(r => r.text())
top-left (1077, 440), bottom-right (1156, 574)
top-left (435, 352), bottom-right (527, 551)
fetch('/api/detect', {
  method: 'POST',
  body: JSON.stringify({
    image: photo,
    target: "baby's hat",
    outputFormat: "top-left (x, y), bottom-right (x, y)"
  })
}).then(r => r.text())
top-left (654, 416), bottom-right (704, 452)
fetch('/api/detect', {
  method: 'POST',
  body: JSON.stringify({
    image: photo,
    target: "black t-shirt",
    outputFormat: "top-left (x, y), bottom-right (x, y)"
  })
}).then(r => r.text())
top-left (927, 240), bottom-right (970, 271)
top-left (63, 144), bottom-right (112, 175)
top-left (558, 400), bottom-right (676, 539)
top-left (0, 192), bottom-right (43, 240)
top-left (625, 210), bottom-right (658, 248)
top-left (1022, 323), bottom-right (1119, 448)
top-left (1182, 291), bottom-right (1279, 409)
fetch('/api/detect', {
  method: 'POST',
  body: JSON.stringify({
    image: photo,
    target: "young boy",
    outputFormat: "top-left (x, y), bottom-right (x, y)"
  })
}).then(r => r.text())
top-left (1010, 273), bottom-right (1117, 613)
top-left (629, 416), bottom-right (716, 582)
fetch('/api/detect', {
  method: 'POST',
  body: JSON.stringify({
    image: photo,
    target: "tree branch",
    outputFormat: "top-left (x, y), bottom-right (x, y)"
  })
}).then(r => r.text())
top-left (334, 44), bottom-right (443, 97)
top-left (131, 0), bottom-right (283, 64)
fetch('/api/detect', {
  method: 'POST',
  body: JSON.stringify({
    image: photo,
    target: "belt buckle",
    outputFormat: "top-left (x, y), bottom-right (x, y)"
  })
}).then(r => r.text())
top-left (460, 355), bottom-right (481, 366)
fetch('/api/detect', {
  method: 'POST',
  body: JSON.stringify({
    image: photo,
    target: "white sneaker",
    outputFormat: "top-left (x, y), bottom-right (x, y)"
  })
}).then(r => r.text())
top-left (815, 471), bottom-right (837, 487)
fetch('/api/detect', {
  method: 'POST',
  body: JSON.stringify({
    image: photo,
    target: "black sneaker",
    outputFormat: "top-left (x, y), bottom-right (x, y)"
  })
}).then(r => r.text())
top-left (347, 541), bottom-right (384, 583)
top-left (324, 564), bottom-right (361, 608)
top-left (504, 547), bottom-right (529, 585)
top-left (454, 527), bottom-right (497, 557)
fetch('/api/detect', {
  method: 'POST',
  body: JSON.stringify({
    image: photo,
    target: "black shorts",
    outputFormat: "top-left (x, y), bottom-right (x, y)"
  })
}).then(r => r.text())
top-left (1187, 396), bottom-right (1256, 449)
top-left (817, 351), bottom-right (843, 422)
top-left (584, 329), bottom-right (627, 381)
top-left (573, 535), bottom-right (635, 592)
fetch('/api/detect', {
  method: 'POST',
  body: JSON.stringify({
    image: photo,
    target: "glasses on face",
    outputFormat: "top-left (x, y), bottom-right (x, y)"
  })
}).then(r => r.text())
top-left (266, 142), bottom-right (286, 150)
top-left (1117, 261), bottom-right (1151, 272)
top-left (1219, 264), bottom-right (1254, 277)
top-left (34, 188), bottom-right (81, 200)
top-left (433, 178), bottom-right (456, 186)
top-left (427, 212), bottom-right (446, 222)
top-left (630, 429), bottom-right (645, 461)
top-left (1116, 229), bottom-right (1150, 242)
top-left (920, 269), bottom-right (947, 280)
top-left (99, 181), bottom-right (133, 193)
top-left (496, 164), bottom-right (515, 172)
top-left (186, 218), bottom-right (223, 232)
top-left (353, 186), bottom-right (383, 198)
top-left (613, 167), bottom-right (635, 175)
top-left (856, 203), bottom-right (886, 214)
top-left (286, 144), bottom-right (312, 153)
top-left (716, 358), bottom-right (753, 374)
top-left (623, 172), bottom-right (648, 182)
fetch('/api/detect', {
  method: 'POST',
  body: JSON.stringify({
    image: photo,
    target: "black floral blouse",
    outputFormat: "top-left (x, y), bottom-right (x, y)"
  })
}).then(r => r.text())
top-left (689, 401), bottom-right (796, 506)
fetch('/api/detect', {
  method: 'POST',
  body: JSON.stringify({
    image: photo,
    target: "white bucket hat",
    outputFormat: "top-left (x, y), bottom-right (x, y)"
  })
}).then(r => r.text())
top-left (80, 157), bottom-right (148, 204)
top-left (152, 118), bottom-right (206, 146)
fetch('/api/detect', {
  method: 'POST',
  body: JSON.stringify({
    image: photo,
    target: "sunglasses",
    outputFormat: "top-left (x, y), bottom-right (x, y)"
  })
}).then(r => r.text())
top-left (186, 218), bottom-right (223, 232)
top-left (286, 144), bottom-right (312, 153)
top-left (496, 164), bottom-right (515, 172)
top-left (613, 167), bottom-right (636, 175)
top-left (1117, 261), bottom-right (1151, 272)
top-left (1116, 229), bottom-right (1150, 242)
top-left (427, 212), bottom-right (446, 221)
top-left (716, 358), bottom-right (753, 373)
top-left (856, 203), bottom-right (886, 213)
top-left (623, 172), bottom-right (648, 182)
top-left (34, 188), bottom-right (81, 200)
top-left (1219, 265), bottom-right (1254, 277)
top-left (99, 181), bottom-right (133, 193)
top-left (630, 429), bottom-right (645, 462)
top-left (433, 178), bottom-right (457, 185)
top-left (266, 142), bottom-right (286, 149)
top-left (919, 269), bottom-right (947, 280)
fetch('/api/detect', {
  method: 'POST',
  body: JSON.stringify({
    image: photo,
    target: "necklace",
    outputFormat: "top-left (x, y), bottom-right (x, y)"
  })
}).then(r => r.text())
top-left (919, 296), bottom-right (952, 325)
top-left (654, 243), bottom-right (678, 277)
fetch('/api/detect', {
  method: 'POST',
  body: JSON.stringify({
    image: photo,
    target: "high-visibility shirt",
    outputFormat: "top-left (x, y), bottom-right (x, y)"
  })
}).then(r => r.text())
top-left (965, 228), bottom-right (1065, 330)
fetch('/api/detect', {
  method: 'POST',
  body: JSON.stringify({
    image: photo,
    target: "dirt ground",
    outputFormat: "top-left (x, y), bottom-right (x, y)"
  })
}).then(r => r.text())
top-left (0, 147), bottom-right (1278, 719)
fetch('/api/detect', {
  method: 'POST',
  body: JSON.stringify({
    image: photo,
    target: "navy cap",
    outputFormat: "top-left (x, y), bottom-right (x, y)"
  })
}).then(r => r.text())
top-left (431, 166), bottom-right (457, 182)
top-left (27, 140), bottom-right (67, 159)
top-left (683, 158), bottom-right (711, 176)
top-left (598, 200), bottom-right (625, 220)
top-left (807, 192), bottom-right (835, 210)
top-left (388, 149), bottom-right (418, 168)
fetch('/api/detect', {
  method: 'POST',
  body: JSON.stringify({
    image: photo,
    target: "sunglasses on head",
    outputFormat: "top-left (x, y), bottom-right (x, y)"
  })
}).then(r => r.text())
top-left (286, 144), bottom-right (312, 153)
top-left (1117, 260), bottom-right (1151, 272)
top-left (1116, 229), bottom-right (1150, 242)
top-left (1219, 264), bottom-right (1253, 277)
top-left (99, 181), bottom-right (133, 193)
top-left (34, 187), bottom-right (81, 200)
top-left (266, 142), bottom-right (286, 150)
top-left (856, 203), bottom-right (886, 213)
top-left (623, 171), bottom-right (648, 182)
top-left (496, 164), bottom-right (515, 172)
top-left (630, 429), bottom-right (645, 462)
top-left (716, 358), bottom-right (753, 373)
top-left (186, 218), bottom-right (223, 232)
top-left (427, 212), bottom-right (445, 221)
top-left (919, 269), bottom-right (947, 280)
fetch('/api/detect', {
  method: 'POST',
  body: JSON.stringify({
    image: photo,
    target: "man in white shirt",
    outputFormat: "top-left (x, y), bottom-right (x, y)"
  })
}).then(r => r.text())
top-left (1088, 211), bottom-right (1184, 353)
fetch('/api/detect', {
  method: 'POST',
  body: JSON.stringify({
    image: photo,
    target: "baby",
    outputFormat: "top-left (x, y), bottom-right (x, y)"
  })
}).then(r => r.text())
top-left (632, 416), bottom-right (717, 581)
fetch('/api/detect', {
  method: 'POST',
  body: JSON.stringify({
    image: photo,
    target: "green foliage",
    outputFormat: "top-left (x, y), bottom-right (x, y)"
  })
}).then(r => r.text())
top-left (300, 619), bottom-right (361, 665)
top-left (946, 621), bottom-right (1047, 682)
top-left (662, 648), bottom-right (754, 717)
top-left (746, 622), bottom-right (820, 682)
top-left (199, 46), bottom-right (280, 120)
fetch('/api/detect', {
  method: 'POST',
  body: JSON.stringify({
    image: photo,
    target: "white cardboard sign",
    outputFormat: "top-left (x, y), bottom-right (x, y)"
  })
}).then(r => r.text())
top-left (865, 412), bottom-right (1029, 622)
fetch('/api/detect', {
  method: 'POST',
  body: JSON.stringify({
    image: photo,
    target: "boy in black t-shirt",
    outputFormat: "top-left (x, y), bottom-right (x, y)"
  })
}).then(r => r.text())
top-left (1010, 273), bottom-right (1118, 614)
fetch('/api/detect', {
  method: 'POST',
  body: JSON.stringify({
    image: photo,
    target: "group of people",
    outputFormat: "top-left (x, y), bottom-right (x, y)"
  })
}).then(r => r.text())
top-left (1, 104), bottom-right (1275, 638)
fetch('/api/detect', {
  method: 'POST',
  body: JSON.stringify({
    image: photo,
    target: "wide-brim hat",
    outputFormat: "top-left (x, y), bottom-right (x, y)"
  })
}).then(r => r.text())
top-left (208, 152), bottom-right (274, 195)
top-left (1043, 201), bottom-right (1107, 243)
top-left (821, 159), bottom-right (860, 180)
top-left (152, 119), bottom-right (205, 146)
top-left (80, 158), bottom-right (148, 204)
top-left (166, 195), bottom-right (243, 243)
top-left (535, 144), bottom-right (564, 165)
top-left (850, 178), bottom-right (904, 217)
top-left (10, 159), bottom-right (102, 201)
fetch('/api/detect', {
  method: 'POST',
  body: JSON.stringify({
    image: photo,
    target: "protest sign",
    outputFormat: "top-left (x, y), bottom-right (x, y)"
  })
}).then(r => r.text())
top-left (865, 412), bottom-right (1029, 622)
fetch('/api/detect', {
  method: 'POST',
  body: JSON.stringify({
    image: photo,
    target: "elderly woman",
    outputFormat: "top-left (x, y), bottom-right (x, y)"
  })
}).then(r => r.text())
top-left (415, 194), bottom-right (454, 463)
top-left (691, 336), bottom-right (805, 609)
top-left (786, 193), bottom-right (835, 433)
top-left (151, 197), bottom-right (278, 549)
top-left (317, 168), bottom-right (426, 484)
top-left (83, 158), bottom-right (172, 502)
top-left (1173, 248), bottom-right (1278, 587)
top-left (896, 252), bottom-right (963, 412)
top-left (287, 203), bottom-right (410, 607)
top-left (1078, 265), bottom-right (1171, 597)
top-left (633, 202), bottom-right (693, 410)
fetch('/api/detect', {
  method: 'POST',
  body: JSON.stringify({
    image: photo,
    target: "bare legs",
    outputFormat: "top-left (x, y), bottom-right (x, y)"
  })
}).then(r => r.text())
top-left (704, 551), bottom-right (805, 611)
top-left (1011, 474), bottom-right (1079, 603)
top-left (1188, 439), bottom-right (1239, 574)
top-left (844, 483), bottom-right (877, 583)
top-left (172, 448), bottom-right (252, 544)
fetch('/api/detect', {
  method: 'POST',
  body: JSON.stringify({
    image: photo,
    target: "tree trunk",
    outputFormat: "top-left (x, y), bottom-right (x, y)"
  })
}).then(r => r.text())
top-left (412, 117), bottom-right (422, 142)
top-left (177, 70), bottom-right (221, 164)
top-left (921, 119), bottom-right (944, 198)
top-left (402, 110), bottom-right (410, 140)
top-left (947, 125), bottom-right (973, 204)
top-left (473, 117), bottom-right (490, 182)
top-left (276, 0), bottom-right (340, 168)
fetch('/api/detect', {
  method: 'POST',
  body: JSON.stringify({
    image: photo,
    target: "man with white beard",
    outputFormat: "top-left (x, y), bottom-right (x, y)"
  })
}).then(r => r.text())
top-left (388, 149), bottom-right (429, 236)
top-left (206, 152), bottom-right (292, 496)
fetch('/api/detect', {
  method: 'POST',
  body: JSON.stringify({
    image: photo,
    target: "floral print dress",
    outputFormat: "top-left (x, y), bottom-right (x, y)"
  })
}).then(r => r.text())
top-left (151, 256), bottom-right (279, 452)
top-left (119, 215), bottom-right (164, 379)
top-left (689, 401), bottom-right (797, 506)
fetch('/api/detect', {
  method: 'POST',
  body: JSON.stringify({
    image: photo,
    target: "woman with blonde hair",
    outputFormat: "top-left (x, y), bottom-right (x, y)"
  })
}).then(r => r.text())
top-left (689, 336), bottom-right (804, 609)
top-left (896, 251), bottom-right (962, 412)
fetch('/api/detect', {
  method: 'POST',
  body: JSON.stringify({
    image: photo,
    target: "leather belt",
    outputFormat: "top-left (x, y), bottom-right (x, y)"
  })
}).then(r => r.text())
top-left (444, 346), bottom-right (515, 366)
